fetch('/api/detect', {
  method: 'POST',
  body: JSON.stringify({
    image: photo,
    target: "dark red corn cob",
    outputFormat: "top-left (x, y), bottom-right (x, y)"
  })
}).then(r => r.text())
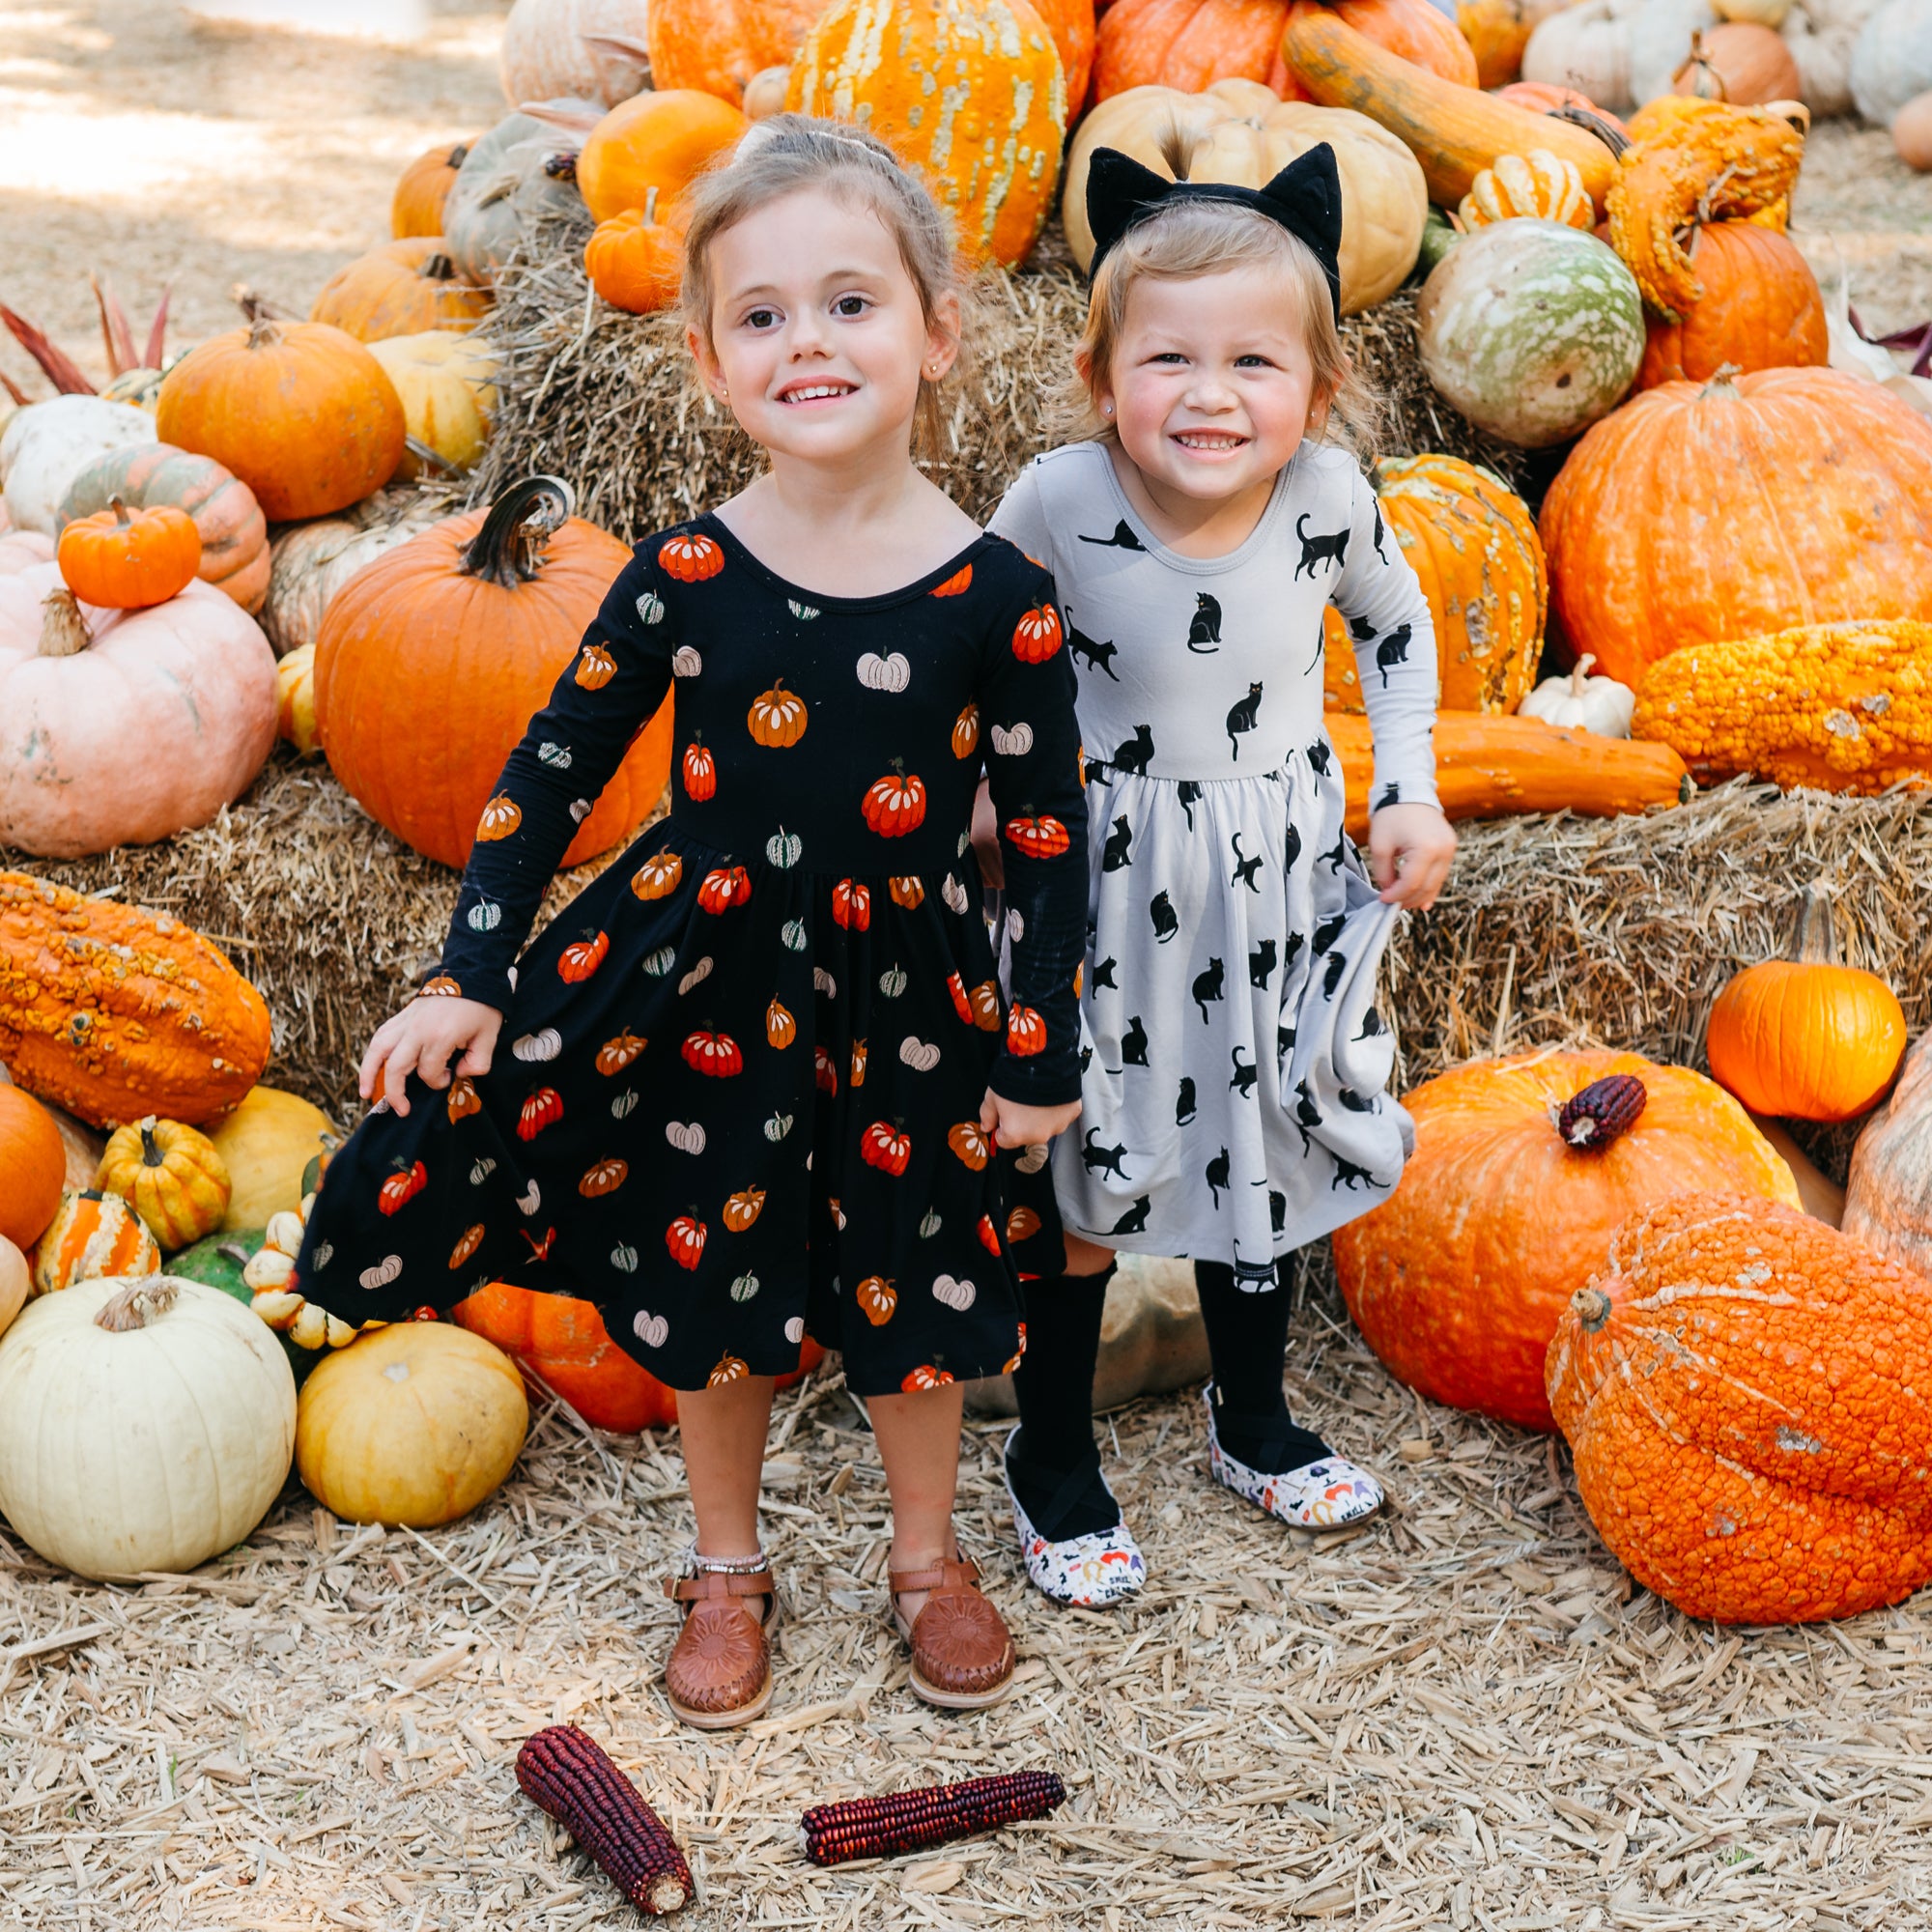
top-left (516, 1725), bottom-right (692, 1915)
top-left (1555, 1073), bottom-right (1648, 1151)
top-left (802, 1771), bottom-right (1065, 1867)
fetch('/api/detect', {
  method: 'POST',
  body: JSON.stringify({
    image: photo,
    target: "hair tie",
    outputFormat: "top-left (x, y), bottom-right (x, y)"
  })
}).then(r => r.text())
top-left (1084, 145), bottom-right (1345, 324)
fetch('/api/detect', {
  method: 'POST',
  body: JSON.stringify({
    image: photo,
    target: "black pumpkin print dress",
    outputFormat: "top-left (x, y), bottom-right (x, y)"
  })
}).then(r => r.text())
top-left (294, 519), bottom-right (1087, 1396)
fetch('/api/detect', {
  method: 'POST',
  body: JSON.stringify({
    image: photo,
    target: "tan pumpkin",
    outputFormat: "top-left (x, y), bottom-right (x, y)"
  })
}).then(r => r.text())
top-left (1457, 148), bottom-right (1594, 229)
top-left (366, 331), bottom-right (499, 482)
top-left (0, 565), bottom-right (277, 860)
top-left (309, 240), bottom-right (492, 344)
top-left (205, 1087), bottom-right (338, 1233)
top-left (96, 1116), bottom-right (232, 1250)
top-left (1063, 79), bottom-right (1427, 313)
top-left (499, 0), bottom-right (654, 108)
top-left (0, 1235), bottom-right (24, 1340)
top-left (0, 1083), bottom-right (65, 1250)
top-left (28, 1188), bottom-right (162, 1296)
top-left (0, 874), bottom-right (271, 1129)
top-left (1845, 1028), bottom-right (1932, 1284)
top-left (258, 493), bottom-right (443, 659)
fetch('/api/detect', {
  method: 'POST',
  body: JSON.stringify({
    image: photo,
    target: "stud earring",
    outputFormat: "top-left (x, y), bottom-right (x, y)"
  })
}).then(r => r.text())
top-left (1101, 402), bottom-right (1113, 415)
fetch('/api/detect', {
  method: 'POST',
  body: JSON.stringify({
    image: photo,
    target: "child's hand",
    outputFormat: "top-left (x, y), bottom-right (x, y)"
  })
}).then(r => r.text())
top-left (980, 1087), bottom-right (1079, 1150)
top-left (970, 778), bottom-right (1003, 890)
top-left (1368, 802), bottom-right (1456, 911)
top-left (359, 996), bottom-right (502, 1116)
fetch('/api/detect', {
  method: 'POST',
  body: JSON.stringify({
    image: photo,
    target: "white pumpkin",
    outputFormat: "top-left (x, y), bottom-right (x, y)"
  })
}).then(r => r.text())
top-left (260, 495), bottom-right (442, 658)
top-left (1852, 0), bottom-right (1932, 123)
top-left (0, 1276), bottom-right (295, 1579)
top-left (0, 1236), bottom-right (25, 1341)
top-left (0, 397), bottom-right (156, 536)
top-left (1521, 0), bottom-right (1648, 108)
top-left (500, 0), bottom-right (653, 109)
top-left (1780, 0), bottom-right (1865, 112)
top-left (1629, 0), bottom-right (1719, 100)
top-left (1518, 653), bottom-right (1634, 735)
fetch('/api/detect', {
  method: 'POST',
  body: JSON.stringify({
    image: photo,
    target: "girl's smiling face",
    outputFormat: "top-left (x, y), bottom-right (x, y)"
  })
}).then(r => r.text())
top-left (688, 185), bottom-right (959, 468)
top-left (1094, 264), bottom-right (1327, 508)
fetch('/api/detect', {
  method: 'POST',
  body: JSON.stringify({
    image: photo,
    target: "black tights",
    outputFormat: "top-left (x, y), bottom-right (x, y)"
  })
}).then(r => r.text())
top-left (1008, 1256), bottom-right (1333, 1542)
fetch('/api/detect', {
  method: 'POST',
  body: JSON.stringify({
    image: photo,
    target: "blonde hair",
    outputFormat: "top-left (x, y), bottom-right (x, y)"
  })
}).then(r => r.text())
top-left (1070, 195), bottom-right (1381, 457)
top-left (678, 115), bottom-right (964, 452)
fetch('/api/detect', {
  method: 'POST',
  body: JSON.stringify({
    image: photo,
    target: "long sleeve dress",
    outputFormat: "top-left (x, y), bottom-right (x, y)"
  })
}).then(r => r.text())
top-left (293, 518), bottom-right (1088, 1396)
top-left (987, 439), bottom-right (1438, 1287)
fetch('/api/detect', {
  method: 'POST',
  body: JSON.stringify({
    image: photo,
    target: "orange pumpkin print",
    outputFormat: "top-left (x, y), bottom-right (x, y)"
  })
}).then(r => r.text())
top-left (379, 1160), bottom-right (428, 1215)
top-left (446, 1076), bottom-right (482, 1123)
top-left (970, 980), bottom-right (1003, 1032)
top-left (889, 875), bottom-right (925, 909)
top-left (580, 1156), bottom-right (629, 1197)
top-left (596, 1030), bottom-right (646, 1074)
top-left (952, 702), bottom-right (980, 760)
top-left (832, 878), bottom-right (870, 931)
top-left (660, 531), bottom-right (724, 582)
top-left (519, 1086), bottom-right (565, 1140)
top-left (1007, 1005), bottom-right (1047, 1057)
top-left (766, 998), bottom-right (796, 1049)
top-left (1007, 1206), bottom-right (1041, 1243)
top-left (575, 640), bottom-right (617, 689)
top-left (1005, 813), bottom-right (1071, 860)
top-left (1002, 1322), bottom-right (1028, 1375)
top-left (682, 738), bottom-right (717, 801)
top-left (946, 971), bottom-right (973, 1026)
top-left (932, 562), bottom-right (973, 597)
top-left (449, 1223), bottom-right (485, 1268)
top-left (722, 1185), bottom-right (766, 1233)
top-left (476, 792), bottom-right (523, 841)
top-left (862, 762), bottom-right (926, 837)
top-left (420, 975), bottom-right (463, 998)
top-left (696, 866), bottom-right (753, 915)
top-left (747, 679), bottom-right (809, 748)
top-left (682, 1029), bottom-right (744, 1077)
top-left (814, 1043), bottom-right (838, 1094)
top-left (902, 1363), bottom-right (955, 1391)
top-left (633, 850), bottom-right (683, 900)
top-left (708, 1352), bottom-right (751, 1385)
top-left (558, 929), bottom-right (610, 982)
top-left (668, 1212), bottom-right (707, 1268)
top-left (947, 1120), bottom-right (991, 1171)
top-left (977, 1212), bottom-right (1001, 1256)
top-left (1011, 604), bottom-right (1063, 663)
top-left (856, 1275), bottom-right (898, 1325)
top-left (862, 1120), bottom-right (912, 1176)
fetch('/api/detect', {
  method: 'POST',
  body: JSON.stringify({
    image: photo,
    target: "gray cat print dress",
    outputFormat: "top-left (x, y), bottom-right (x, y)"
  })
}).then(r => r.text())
top-left (989, 439), bottom-right (1439, 1285)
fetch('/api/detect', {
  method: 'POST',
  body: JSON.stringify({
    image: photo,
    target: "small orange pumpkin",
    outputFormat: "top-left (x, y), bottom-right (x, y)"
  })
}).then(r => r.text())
top-left (392, 138), bottom-right (472, 239)
top-left (889, 875), bottom-right (925, 909)
top-left (948, 1120), bottom-right (992, 1171)
top-left (831, 879), bottom-right (870, 930)
top-left (862, 764), bottom-right (927, 838)
top-left (447, 1076), bottom-right (482, 1123)
top-left (856, 1274), bottom-right (898, 1325)
top-left (580, 1156), bottom-right (630, 1198)
top-left (449, 1223), bottom-right (485, 1268)
top-left (970, 980), bottom-right (1003, 1031)
top-left (766, 999), bottom-right (796, 1049)
top-left (708, 1351), bottom-right (751, 1385)
top-left (596, 1031), bottom-right (647, 1075)
top-left (682, 739), bottom-right (718, 800)
top-left (56, 497), bottom-right (202, 611)
top-left (558, 930), bottom-right (610, 982)
top-left (722, 1185), bottom-right (766, 1232)
top-left (583, 187), bottom-right (688, 316)
top-left (952, 702), bottom-right (980, 759)
top-left (633, 850), bottom-right (684, 900)
top-left (668, 1212), bottom-right (708, 1269)
top-left (476, 793), bottom-right (523, 842)
top-left (748, 677), bottom-right (809, 748)
top-left (1006, 1005), bottom-right (1047, 1057)
top-left (577, 640), bottom-right (618, 689)
top-left (850, 1038), bottom-right (869, 1088)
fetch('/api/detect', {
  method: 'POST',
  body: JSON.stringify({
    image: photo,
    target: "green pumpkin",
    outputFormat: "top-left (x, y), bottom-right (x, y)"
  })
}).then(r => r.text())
top-left (168, 1231), bottom-right (315, 1384)
top-left (1416, 205), bottom-right (1460, 278)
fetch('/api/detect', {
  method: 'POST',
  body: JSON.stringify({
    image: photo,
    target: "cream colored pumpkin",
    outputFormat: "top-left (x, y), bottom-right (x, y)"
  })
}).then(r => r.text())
top-left (1518, 653), bottom-right (1634, 734)
top-left (0, 1236), bottom-right (24, 1340)
top-left (0, 397), bottom-right (156, 536)
top-left (1063, 79), bottom-right (1428, 314)
top-left (367, 332), bottom-right (499, 482)
top-left (1780, 0), bottom-right (1870, 114)
top-left (206, 1087), bottom-right (338, 1232)
top-left (1459, 149), bottom-right (1595, 228)
top-left (1521, 0), bottom-right (1648, 108)
top-left (499, 0), bottom-right (653, 108)
top-left (1844, 1029), bottom-right (1932, 1281)
top-left (0, 567), bottom-right (277, 859)
top-left (296, 1322), bottom-right (528, 1526)
top-left (0, 1276), bottom-right (295, 1579)
top-left (259, 495), bottom-right (443, 658)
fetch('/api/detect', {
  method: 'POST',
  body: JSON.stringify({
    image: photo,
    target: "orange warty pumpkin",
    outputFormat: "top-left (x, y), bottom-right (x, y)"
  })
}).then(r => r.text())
top-left (787, 0), bottom-right (1067, 269)
top-left (1539, 368), bottom-right (1932, 688)
top-left (1705, 886), bottom-right (1907, 1124)
top-left (1547, 1193), bottom-right (1932, 1624)
top-left (309, 239), bottom-right (492, 344)
top-left (0, 1084), bottom-right (65, 1249)
top-left (577, 88), bottom-right (749, 226)
top-left (1322, 454), bottom-right (1545, 715)
top-left (1634, 221), bottom-right (1827, 389)
top-left (155, 293), bottom-right (407, 524)
top-left (314, 477), bottom-right (672, 870)
top-left (583, 191), bottom-right (687, 316)
top-left (646, 0), bottom-right (825, 107)
top-left (392, 138), bottom-right (473, 239)
top-left (1332, 1051), bottom-right (1803, 1432)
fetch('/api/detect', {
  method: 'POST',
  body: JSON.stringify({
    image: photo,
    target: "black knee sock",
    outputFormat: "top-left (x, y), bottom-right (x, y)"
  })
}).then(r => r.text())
top-left (1195, 1259), bottom-right (1333, 1474)
top-left (1007, 1265), bottom-right (1122, 1542)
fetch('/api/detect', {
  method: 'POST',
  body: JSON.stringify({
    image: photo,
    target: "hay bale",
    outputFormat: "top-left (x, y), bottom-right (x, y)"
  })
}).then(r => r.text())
top-left (469, 221), bottom-right (1536, 537)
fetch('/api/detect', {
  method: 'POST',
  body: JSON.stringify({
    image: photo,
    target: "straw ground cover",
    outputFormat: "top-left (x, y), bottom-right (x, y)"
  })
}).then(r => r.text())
top-left (9, 1279), bottom-right (1932, 1932)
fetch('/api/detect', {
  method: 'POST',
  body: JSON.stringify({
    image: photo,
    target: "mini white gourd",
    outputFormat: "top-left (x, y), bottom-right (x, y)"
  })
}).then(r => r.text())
top-left (1519, 654), bottom-right (1635, 736)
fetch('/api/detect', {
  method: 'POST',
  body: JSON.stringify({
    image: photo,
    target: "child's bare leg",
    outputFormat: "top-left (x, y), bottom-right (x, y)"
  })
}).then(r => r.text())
top-left (870, 1382), bottom-right (965, 1622)
top-left (677, 1374), bottom-right (777, 1560)
top-left (1065, 1235), bottom-right (1115, 1275)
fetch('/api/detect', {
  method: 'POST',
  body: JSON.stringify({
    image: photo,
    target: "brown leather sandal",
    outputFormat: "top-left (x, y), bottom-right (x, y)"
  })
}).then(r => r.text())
top-left (663, 1563), bottom-right (779, 1730)
top-left (889, 1555), bottom-right (1015, 1711)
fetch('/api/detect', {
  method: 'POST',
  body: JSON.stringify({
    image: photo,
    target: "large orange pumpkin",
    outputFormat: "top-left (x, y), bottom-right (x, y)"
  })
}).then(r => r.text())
top-left (1031, 0), bottom-right (1099, 110)
top-left (645, 0), bottom-right (826, 108)
top-left (1635, 221), bottom-right (1827, 390)
top-left (1332, 1051), bottom-right (1802, 1432)
top-left (314, 476), bottom-right (672, 871)
top-left (1322, 453), bottom-right (1544, 715)
top-left (0, 1084), bottom-right (65, 1249)
top-left (1539, 368), bottom-right (1932, 688)
top-left (452, 1280), bottom-right (824, 1431)
top-left (1705, 886), bottom-right (1907, 1124)
top-left (155, 294), bottom-right (407, 524)
top-left (576, 88), bottom-right (750, 227)
top-left (309, 239), bottom-right (492, 344)
top-left (1547, 1193), bottom-right (1932, 1624)
top-left (787, 0), bottom-right (1067, 269)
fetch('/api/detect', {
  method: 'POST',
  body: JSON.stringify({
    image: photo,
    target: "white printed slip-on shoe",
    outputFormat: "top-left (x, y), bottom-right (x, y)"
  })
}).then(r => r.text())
top-left (1203, 1386), bottom-right (1385, 1530)
top-left (1004, 1429), bottom-right (1147, 1608)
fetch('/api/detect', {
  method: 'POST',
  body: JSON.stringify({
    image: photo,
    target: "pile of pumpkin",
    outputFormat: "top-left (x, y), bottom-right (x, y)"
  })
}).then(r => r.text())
top-left (1335, 881), bottom-right (1932, 1628)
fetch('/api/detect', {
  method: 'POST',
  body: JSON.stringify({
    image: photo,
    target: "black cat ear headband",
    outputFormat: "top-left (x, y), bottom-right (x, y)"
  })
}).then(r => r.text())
top-left (1084, 143), bottom-right (1345, 324)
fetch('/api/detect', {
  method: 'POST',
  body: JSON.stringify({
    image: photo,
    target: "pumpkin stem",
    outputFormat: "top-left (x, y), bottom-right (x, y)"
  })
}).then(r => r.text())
top-left (1789, 881), bottom-right (1840, 966)
top-left (1571, 654), bottom-right (1596, 696)
top-left (458, 475), bottom-right (575, 587)
top-left (110, 495), bottom-right (132, 529)
top-left (423, 252), bottom-right (458, 283)
top-left (138, 1115), bottom-right (164, 1169)
top-left (232, 284), bottom-right (290, 347)
top-left (544, 151), bottom-right (579, 184)
top-left (1547, 103), bottom-right (1630, 159)
top-left (38, 588), bottom-right (93, 658)
top-left (1571, 1286), bottom-right (1613, 1332)
top-left (95, 1277), bottom-right (180, 1332)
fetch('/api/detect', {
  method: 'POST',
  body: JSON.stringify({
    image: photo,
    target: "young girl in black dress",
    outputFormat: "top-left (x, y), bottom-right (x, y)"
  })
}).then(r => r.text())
top-left (295, 119), bottom-right (1087, 1725)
